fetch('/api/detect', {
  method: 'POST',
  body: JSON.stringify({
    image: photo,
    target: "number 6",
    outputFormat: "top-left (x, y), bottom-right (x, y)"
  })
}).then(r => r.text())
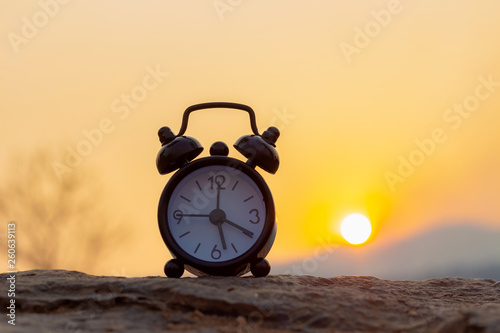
top-left (211, 245), bottom-right (222, 259)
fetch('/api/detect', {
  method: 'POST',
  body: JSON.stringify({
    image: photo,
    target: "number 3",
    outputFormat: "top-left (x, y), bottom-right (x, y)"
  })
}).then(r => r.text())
top-left (249, 209), bottom-right (260, 224)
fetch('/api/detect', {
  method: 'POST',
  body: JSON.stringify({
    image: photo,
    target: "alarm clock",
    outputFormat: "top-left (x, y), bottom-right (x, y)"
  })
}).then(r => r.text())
top-left (156, 102), bottom-right (280, 278)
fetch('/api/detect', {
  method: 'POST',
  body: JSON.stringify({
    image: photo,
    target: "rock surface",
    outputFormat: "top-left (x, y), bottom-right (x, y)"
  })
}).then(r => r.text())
top-left (1, 270), bottom-right (500, 332)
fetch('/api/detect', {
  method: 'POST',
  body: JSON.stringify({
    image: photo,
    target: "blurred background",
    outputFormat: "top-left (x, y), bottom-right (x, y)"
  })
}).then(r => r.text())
top-left (1, 0), bottom-right (499, 279)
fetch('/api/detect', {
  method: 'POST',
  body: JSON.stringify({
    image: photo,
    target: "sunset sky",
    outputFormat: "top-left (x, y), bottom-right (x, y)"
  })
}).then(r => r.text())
top-left (1, 1), bottom-right (499, 277)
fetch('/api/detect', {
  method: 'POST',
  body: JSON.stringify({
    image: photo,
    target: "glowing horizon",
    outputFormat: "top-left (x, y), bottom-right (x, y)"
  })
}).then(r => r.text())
top-left (1, 1), bottom-right (499, 277)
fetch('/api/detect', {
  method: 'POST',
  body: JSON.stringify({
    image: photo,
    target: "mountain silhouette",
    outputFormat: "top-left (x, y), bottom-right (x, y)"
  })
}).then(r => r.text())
top-left (274, 224), bottom-right (500, 280)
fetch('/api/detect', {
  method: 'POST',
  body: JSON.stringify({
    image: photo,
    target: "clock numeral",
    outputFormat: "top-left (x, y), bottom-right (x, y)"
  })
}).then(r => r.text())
top-left (173, 210), bottom-right (183, 224)
top-left (208, 175), bottom-right (226, 190)
top-left (194, 243), bottom-right (201, 254)
top-left (249, 209), bottom-right (260, 224)
top-left (211, 245), bottom-right (222, 260)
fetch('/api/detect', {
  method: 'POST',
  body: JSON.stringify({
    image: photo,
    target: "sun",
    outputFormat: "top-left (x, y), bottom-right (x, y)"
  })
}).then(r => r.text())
top-left (340, 214), bottom-right (372, 245)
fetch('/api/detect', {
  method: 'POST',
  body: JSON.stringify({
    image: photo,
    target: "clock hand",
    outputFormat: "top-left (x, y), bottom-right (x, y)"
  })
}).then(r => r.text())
top-left (217, 223), bottom-right (227, 250)
top-left (223, 219), bottom-right (254, 238)
top-left (216, 183), bottom-right (221, 209)
top-left (182, 214), bottom-right (210, 217)
top-left (173, 210), bottom-right (210, 224)
top-left (174, 210), bottom-right (210, 218)
top-left (214, 175), bottom-right (225, 209)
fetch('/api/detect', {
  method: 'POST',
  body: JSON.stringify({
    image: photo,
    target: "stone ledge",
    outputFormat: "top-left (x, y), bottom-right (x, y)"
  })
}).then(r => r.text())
top-left (1, 270), bottom-right (500, 332)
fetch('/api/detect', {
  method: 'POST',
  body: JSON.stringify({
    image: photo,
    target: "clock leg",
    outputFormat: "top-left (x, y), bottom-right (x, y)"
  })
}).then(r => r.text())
top-left (164, 259), bottom-right (184, 278)
top-left (250, 258), bottom-right (271, 278)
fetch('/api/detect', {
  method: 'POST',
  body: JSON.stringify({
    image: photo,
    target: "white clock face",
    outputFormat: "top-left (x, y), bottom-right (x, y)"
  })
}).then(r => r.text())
top-left (166, 164), bottom-right (267, 263)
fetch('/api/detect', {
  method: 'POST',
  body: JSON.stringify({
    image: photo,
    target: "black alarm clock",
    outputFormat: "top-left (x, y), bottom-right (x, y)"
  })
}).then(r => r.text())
top-left (156, 102), bottom-right (280, 278)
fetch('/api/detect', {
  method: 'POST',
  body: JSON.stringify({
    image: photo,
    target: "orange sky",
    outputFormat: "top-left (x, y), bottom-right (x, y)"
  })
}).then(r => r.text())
top-left (1, 1), bottom-right (500, 276)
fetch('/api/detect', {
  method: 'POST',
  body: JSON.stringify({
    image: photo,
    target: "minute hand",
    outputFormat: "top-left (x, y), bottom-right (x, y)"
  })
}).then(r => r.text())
top-left (223, 219), bottom-right (254, 238)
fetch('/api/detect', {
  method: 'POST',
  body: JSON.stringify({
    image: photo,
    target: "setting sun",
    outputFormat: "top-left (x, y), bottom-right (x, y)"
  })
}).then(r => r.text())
top-left (341, 214), bottom-right (372, 245)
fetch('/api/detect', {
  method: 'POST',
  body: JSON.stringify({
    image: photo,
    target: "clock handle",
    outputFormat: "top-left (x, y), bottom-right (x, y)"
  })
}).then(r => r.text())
top-left (176, 102), bottom-right (260, 137)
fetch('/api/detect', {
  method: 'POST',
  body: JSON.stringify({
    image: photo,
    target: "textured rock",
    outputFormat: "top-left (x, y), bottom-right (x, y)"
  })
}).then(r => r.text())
top-left (1, 270), bottom-right (500, 332)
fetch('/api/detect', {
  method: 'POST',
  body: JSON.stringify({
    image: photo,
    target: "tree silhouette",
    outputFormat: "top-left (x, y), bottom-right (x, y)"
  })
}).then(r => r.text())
top-left (0, 148), bottom-right (129, 273)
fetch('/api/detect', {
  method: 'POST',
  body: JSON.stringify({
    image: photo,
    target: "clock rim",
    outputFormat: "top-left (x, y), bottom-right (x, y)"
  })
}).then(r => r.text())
top-left (158, 156), bottom-right (276, 276)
